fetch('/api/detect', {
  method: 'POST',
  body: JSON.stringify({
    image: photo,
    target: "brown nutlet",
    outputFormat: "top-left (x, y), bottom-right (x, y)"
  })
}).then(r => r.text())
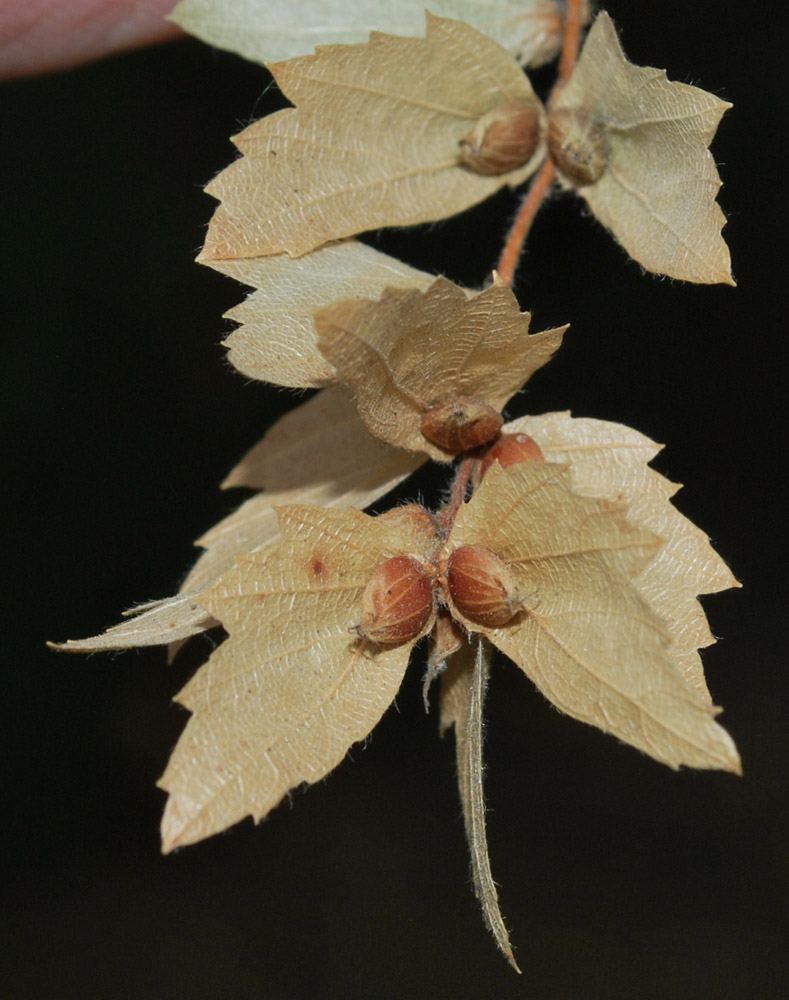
top-left (446, 545), bottom-right (525, 628)
top-left (421, 396), bottom-right (503, 453)
top-left (358, 555), bottom-right (434, 644)
top-left (459, 99), bottom-right (542, 176)
top-left (548, 108), bottom-right (607, 185)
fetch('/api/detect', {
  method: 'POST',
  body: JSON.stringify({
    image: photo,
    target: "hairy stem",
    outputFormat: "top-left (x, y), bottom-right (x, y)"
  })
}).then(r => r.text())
top-left (496, 0), bottom-right (585, 285)
top-left (496, 158), bottom-right (556, 286)
top-left (558, 0), bottom-right (585, 84)
top-left (455, 637), bottom-right (520, 972)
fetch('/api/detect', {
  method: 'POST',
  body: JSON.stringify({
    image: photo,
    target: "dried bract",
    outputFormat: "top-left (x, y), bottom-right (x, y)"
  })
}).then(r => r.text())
top-left (444, 461), bottom-right (740, 772)
top-left (158, 502), bottom-right (440, 851)
top-left (200, 16), bottom-right (546, 260)
top-left (170, 0), bottom-right (579, 72)
top-left (503, 411), bottom-right (740, 701)
top-left (315, 274), bottom-right (566, 461)
top-left (550, 12), bottom-right (733, 283)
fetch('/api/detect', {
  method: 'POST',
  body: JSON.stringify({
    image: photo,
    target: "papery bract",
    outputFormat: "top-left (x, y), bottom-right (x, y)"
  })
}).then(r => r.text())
top-left (170, 0), bottom-right (579, 75)
top-left (314, 274), bottom-right (565, 461)
top-left (549, 12), bottom-right (733, 284)
top-left (207, 241), bottom-right (436, 389)
top-left (200, 16), bottom-right (546, 260)
top-left (443, 460), bottom-right (740, 772)
top-left (159, 503), bottom-right (439, 851)
top-left (504, 411), bottom-right (740, 700)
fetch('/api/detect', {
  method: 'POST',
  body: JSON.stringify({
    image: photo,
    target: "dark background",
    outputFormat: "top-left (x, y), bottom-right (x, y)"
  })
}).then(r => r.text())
top-left (3, 2), bottom-right (785, 997)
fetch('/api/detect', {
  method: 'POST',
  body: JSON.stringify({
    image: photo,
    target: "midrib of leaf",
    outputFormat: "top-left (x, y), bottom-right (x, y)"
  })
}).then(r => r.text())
top-left (271, 151), bottom-right (463, 212)
top-left (507, 534), bottom-right (655, 568)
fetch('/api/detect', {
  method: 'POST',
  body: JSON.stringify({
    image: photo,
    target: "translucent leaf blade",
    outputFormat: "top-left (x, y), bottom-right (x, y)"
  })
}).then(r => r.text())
top-left (170, 0), bottom-right (571, 69)
top-left (159, 504), bottom-right (439, 851)
top-left (207, 241), bottom-right (436, 388)
top-left (553, 11), bottom-right (733, 284)
top-left (504, 412), bottom-right (740, 700)
top-left (201, 16), bottom-right (545, 260)
top-left (444, 462), bottom-right (740, 771)
top-left (315, 275), bottom-right (565, 460)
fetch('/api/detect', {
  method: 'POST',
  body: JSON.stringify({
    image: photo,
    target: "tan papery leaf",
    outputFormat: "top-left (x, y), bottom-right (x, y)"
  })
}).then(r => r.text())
top-left (51, 389), bottom-right (422, 654)
top-left (443, 461), bottom-right (740, 771)
top-left (158, 503), bottom-right (439, 851)
top-left (504, 412), bottom-right (739, 700)
top-left (200, 15), bottom-right (546, 260)
top-left (207, 241), bottom-right (435, 389)
top-left (181, 388), bottom-right (424, 594)
top-left (315, 275), bottom-right (566, 461)
top-left (170, 0), bottom-right (580, 69)
top-left (549, 12), bottom-right (733, 284)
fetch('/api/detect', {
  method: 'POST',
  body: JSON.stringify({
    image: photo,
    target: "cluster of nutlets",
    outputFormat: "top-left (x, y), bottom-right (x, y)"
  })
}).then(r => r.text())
top-left (360, 437), bottom-right (543, 645)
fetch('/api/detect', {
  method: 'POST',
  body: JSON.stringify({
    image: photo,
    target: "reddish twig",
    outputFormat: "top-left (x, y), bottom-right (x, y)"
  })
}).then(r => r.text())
top-left (558, 0), bottom-right (585, 84)
top-left (496, 0), bottom-right (586, 286)
top-left (496, 158), bottom-right (556, 286)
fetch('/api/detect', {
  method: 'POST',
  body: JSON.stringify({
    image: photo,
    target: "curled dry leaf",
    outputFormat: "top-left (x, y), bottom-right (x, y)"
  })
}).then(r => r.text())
top-left (314, 274), bottom-right (566, 461)
top-left (200, 15), bottom-right (546, 260)
top-left (549, 12), bottom-right (733, 284)
top-left (51, 389), bottom-right (422, 654)
top-left (159, 503), bottom-right (439, 851)
top-left (207, 241), bottom-right (435, 389)
top-left (170, 0), bottom-right (579, 73)
top-left (503, 411), bottom-right (740, 701)
top-left (47, 595), bottom-right (217, 654)
top-left (444, 461), bottom-right (740, 772)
